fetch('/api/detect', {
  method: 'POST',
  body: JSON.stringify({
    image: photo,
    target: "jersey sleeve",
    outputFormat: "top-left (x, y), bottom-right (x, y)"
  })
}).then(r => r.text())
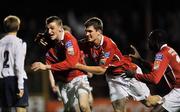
top-left (99, 40), bottom-right (118, 67)
top-left (50, 39), bottom-right (80, 71)
top-left (135, 52), bottom-right (170, 84)
top-left (14, 40), bottom-right (27, 89)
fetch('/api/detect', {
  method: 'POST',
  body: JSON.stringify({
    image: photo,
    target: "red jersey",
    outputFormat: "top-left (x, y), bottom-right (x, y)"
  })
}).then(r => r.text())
top-left (45, 32), bottom-right (85, 82)
top-left (89, 35), bottom-right (136, 73)
top-left (135, 44), bottom-right (180, 88)
top-left (90, 36), bottom-right (124, 66)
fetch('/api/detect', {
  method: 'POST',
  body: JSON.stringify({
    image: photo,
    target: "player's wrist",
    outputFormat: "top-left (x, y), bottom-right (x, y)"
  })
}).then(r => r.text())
top-left (46, 64), bottom-right (51, 70)
top-left (19, 88), bottom-right (24, 91)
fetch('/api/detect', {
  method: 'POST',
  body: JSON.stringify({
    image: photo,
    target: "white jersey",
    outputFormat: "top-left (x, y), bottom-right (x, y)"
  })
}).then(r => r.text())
top-left (0, 34), bottom-right (27, 89)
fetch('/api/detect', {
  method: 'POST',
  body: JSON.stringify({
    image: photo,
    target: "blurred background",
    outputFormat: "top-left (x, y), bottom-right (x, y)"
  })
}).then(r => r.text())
top-left (0, 0), bottom-right (180, 111)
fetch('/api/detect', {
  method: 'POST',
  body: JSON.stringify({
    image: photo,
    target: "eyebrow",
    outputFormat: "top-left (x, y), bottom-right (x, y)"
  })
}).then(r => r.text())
top-left (85, 29), bottom-right (92, 32)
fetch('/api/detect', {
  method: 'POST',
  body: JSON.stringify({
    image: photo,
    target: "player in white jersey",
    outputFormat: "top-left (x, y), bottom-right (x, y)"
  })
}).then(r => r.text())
top-left (0, 15), bottom-right (28, 112)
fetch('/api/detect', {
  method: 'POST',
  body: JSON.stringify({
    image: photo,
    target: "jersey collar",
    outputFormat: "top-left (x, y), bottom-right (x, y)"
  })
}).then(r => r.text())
top-left (161, 44), bottom-right (167, 50)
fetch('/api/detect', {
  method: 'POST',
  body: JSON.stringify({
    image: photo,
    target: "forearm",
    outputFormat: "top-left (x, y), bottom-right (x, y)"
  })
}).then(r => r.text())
top-left (48, 70), bottom-right (55, 87)
top-left (75, 63), bottom-right (106, 75)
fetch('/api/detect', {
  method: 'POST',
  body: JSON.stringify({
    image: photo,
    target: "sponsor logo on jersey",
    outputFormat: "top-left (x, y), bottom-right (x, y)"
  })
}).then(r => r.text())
top-left (103, 52), bottom-right (110, 58)
top-left (155, 53), bottom-right (163, 61)
top-left (153, 60), bottom-right (160, 70)
top-left (65, 41), bottom-right (74, 55)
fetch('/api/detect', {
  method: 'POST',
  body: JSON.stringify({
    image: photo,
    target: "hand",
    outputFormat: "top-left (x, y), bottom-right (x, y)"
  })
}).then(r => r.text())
top-left (121, 70), bottom-right (135, 78)
top-left (31, 62), bottom-right (50, 71)
top-left (34, 33), bottom-right (48, 47)
top-left (74, 63), bottom-right (81, 69)
top-left (105, 65), bottom-right (121, 79)
top-left (105, 65), bottom-right (119, 75)
top-left (17, 89), bottom-right (24, 98)
top-left (53, 86), bottom-right (62, 101)
top-left (52, 85), bottom-right (59, 93)
top-left (87, 72), bottom-right (93, 78)
top-left (145, 95), bottom-right (162, 107)
top-left (129, 45), bottom-right (141, 59)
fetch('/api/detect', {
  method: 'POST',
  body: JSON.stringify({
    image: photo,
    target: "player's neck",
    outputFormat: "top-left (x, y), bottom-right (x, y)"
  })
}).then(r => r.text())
top-left (94, 34), bottom-right (102, 46)
top-left (7, 32), bottom-right (17, 36)
top-left (57, 29), bottom-right (64, 42)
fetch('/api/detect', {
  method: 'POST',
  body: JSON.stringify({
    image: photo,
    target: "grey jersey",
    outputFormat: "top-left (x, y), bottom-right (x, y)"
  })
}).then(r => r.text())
top-left (0, 34), bottom-right (27, 89)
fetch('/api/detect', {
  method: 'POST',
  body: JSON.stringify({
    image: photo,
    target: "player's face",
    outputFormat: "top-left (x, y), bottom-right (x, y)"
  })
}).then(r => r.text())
top-left (46, 22), bottom-right (62, 40)
top-left (85, 26), bottom-right (100, 43)
top-left (148, 37), bottom-right (159, 52)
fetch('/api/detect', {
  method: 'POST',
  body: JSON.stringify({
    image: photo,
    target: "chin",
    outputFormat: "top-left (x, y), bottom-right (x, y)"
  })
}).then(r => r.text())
top-left (50, 37), bottom-right (56, 40)
top-left (88, 39), bottom-right (93, 42)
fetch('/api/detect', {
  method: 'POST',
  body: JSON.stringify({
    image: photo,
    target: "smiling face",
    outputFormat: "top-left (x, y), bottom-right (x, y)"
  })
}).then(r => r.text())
top-left (85, 25), bottom-right (101, 43)
top-left (84, 17), bottom-right (103, 45)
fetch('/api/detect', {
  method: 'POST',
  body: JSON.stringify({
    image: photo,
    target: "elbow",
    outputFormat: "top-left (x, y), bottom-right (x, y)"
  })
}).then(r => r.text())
top-left (97, 67), bottom-right (106, 74)
top-left (152, 80), bottom-right (159, 84)
top-left (68, 61), bottom-right (77, 68)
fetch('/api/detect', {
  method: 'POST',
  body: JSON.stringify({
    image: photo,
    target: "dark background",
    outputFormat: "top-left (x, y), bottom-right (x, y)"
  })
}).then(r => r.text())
top-left (1, 0), bottom-right (180, 99)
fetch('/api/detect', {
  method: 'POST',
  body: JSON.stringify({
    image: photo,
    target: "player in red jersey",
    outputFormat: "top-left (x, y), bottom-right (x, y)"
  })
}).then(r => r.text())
top-left (122, 29), bottom-right (180, 112)
top-left (75, 17), bottom-right (161, 112)
top-left (31, 16), bottom-right (92, 112)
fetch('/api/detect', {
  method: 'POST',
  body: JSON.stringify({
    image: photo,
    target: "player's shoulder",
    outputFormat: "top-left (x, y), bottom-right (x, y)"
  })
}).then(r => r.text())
top-left (64, 32), bottom-right (77, 43)
top-left (11, 36), bottom-right (27, 47)
top-left (160, 45), bottom-right (173, 55)
top-left (64, 32), bottom-right (74, 39)
top-left (103, 35), bottom-right (116, 47)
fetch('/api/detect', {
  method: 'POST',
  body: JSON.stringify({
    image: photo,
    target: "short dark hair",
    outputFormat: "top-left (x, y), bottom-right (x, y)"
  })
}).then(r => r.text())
top-left (148, 29), bottom-right (168, 45)
top-left (84, 17), bottom-right (103, 31)
top-left (3, 15), bottom-right (20, 32)
top-left (148, 29), bottom-right (168, 52)
top-left (46, 16), bottom-right (63, 26)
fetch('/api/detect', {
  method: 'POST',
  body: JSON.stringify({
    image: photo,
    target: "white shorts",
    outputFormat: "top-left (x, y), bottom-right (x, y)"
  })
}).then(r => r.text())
top-left (162, 88), bottom-right (180, 112)
top-left (106, 65), bottom-right (150, 102)
top-left (57, 75), bottom-right (92, 108)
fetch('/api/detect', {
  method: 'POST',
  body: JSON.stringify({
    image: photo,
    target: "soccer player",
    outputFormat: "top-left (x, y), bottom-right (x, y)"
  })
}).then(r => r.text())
top-left (48, 25), bottom-right (94, 107)
top-left (31, 16), bottom-right (92, 112)
top-left (123, 29), bottom-right (180, 112)
top-left (75, 17), bottom-right (161, 112)
top-left (0, 15), bottom-right (28, 112)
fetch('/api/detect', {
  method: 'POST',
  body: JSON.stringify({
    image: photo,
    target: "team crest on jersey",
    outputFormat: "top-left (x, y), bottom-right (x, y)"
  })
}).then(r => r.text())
top-left (155, 53), bottom-right (163, 61)
top-left (103, 52), bottom-right (110, 58)
top-left (65, 41), bottom-right (74, 55)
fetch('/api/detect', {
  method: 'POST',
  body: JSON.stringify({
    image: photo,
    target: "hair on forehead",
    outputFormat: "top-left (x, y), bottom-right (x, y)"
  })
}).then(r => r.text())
top-left (84, 17), bottom-right (103, 31)
top-left (46, 16), bottom-right (63, 26)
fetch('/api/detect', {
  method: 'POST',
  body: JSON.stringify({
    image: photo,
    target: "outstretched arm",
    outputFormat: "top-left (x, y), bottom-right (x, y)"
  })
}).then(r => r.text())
top-left (129, 45), bottom-right (152, 73)
top-left (75, 63), bottom-right (106, 75)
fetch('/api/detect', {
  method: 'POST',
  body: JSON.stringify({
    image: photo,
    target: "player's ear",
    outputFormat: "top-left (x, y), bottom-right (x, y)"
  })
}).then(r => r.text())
top-left (59, 27), bottom-right (63, 32)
